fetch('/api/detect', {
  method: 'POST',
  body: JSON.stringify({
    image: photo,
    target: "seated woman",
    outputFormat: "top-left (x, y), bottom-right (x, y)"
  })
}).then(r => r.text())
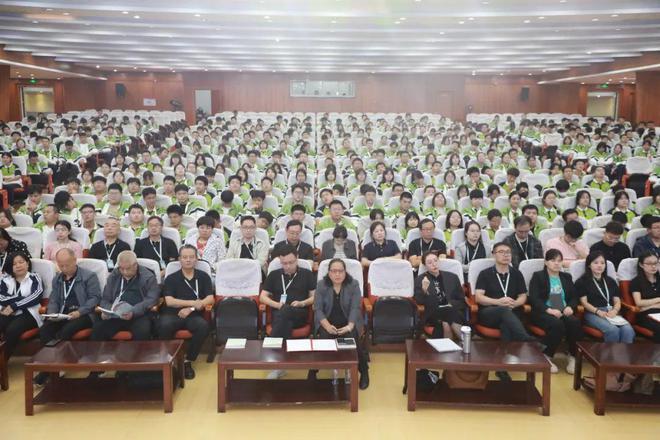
top-left (630, 251), bottom-right (660, 342)
top-left (577, 251), bottom-right (634, 343)
top-left (314, 258), bottom-right (369, 389)
top-left (413, 251), bottom-right (466, 339)
top-left (0, 251), bottom-right (43, 361)
top-left (400, 211), bottom-right (420, 241)
top-left (184, 216), bottom-right (226, 273)
top-left (443, 209), bottom-right (464, 243)
top-left (608, 190), bottom-right (637, 223)
top-left (454, 221), bottom-right (491, 280)
top-left (0, 208), bottom-right (16, 229)
top-left (320, 225), bottom-right (358, 261)
top-left (361, 221), bottom-right (401, 267)
top-left (529, 249), bottom-right (584, 374)
top-left (0, 228), bottom-right (31, 275)
top-left (574, 190), bottom-right (598, 220)
top-left (43, 220), bottom-right (83, 261)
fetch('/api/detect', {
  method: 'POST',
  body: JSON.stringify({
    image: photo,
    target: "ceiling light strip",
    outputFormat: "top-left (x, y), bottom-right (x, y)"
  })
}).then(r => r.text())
top-left (0, 59), bottom-right (107, 80)
top-left (537, 63), bottom-right (660, 84)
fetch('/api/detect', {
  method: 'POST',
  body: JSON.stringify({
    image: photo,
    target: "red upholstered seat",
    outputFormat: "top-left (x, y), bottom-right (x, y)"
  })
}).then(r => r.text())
top-left (528, 324), bottom-right (546, 337)
top-left (174, 330), bottom-right (193, 339)
top-left (19, 328), bottom-right (39, 341)
top-left (111, 331), bottom-right (133, 341)
top-left (72, 328), bottom-right (93, 340)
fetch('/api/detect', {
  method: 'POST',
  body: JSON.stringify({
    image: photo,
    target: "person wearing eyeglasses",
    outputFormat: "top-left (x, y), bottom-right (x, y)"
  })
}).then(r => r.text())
top-left (630, 251), bottom-right (660, 342)
top-left (408, 218), bottom-right (447, 270)
top-left (226, 215), bottom-right (269, 273)
top-left (157, 245), bottom-right (214, 380)
top-left (474, 241), bottom-right (537, 381)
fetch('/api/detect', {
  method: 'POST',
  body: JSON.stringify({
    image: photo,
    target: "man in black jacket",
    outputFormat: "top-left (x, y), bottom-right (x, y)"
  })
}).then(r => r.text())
top-left (503, 215), bottom-right (543, 269)
top-left (88, 217), bottom-right (131, 272)
top-left (134, 216), bottom-right (179, 278)
top-left (528, 249), bottom-right (584, 374)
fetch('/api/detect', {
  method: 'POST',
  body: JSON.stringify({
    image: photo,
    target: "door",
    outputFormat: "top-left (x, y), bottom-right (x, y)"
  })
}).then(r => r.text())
top-left (194, 89), bottom-right (212, 115)
top-left (21, 86), bottom-right (54, 118)
top-left (586, 91), bottom-right (618, 118)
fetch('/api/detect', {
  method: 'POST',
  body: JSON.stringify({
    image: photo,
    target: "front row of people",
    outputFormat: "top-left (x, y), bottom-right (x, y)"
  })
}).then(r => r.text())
top-left (0, 242), bottom-right (657, 387)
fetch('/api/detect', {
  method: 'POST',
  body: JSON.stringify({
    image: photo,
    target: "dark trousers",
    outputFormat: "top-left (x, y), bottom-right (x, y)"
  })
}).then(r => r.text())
top-left (90, 314), bottom-right (152, 341)
top-left (39, 315), bottom-right (93, 344)
top-left (157, 312), bottom-right (210, 361)
top-left (318, 327), bottom-right (369, 374)
top-left (638, 314), bottom-right (660, 343)
top-left (426, 306), bottom-right (465, 338)
top-left (270, 306), bottom-right (308, 339)
top-left (0, 313), bottom-right (38, 359)
top-left (478, 306), bottom-right (535, 342)
top-left (532, 313), bottom-right (583, 356)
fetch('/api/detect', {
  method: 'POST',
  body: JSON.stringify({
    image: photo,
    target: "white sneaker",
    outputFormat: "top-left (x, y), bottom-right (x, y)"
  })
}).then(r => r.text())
top-left (566, 356), bottom-right (576, 375)
top-left (266, 369), bottom-right (286, 379)
top-left (544, 355), bottom-right (559, 373)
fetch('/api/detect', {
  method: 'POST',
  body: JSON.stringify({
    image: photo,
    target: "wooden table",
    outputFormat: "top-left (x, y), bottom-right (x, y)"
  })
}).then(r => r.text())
top-left (404, 340), bottom-right (551, 415)
top-left (573, 341), bottom-right (660, 415)
top-left (217, 340), bottom-right (359, 412)
top-left (0, 341), bottom-right (7, 391)
top-left (24, 340), bottom-right (185, 415)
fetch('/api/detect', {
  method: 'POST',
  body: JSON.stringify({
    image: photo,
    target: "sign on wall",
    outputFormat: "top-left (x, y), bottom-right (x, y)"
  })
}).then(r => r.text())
top-left (143, 98), bottom-right (157, 106)
top-left (290, 80), bottom-right (355, 98)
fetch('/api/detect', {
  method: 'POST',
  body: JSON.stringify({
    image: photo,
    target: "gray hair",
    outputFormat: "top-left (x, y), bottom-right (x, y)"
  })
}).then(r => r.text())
top-left (116, 250), bottom-right (137, 265)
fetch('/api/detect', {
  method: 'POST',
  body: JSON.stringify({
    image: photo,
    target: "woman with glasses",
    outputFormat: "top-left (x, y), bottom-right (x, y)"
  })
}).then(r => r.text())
top-left (630, 251), bottom-right (660, 342)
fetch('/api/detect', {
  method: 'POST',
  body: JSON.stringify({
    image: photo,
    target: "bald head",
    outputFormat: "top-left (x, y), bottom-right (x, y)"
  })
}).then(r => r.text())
top-left (117, 250), bottom-right (138, 279)
top-left (56, 247), bottom-right (77, 278)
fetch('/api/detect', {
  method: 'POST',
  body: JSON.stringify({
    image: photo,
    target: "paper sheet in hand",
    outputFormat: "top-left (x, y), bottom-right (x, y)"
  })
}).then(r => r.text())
top-left (605, 315), bottom-right (629, 326)
top-left (224, 338), bottom-right (247, 349)
top-left (98, 307), bottom-right (120, 317)
top-left (648, 313), bottom-right (660, 323)
top-left (311, 339), bottom-right (338, 351)
top-left (41, 313), bottom-right (71, 321)
top-left (426, 338), bottom-right (462, 353)
top-left (286, 339), bottom-right (312, 352)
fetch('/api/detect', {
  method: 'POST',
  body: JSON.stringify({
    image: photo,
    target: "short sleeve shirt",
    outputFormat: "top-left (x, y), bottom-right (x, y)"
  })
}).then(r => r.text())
top-left (263, 267), bottom-right (316, 304)
top-left (362, 239), bottom-right (400, 261)
top-left (407, 238), bottom-right (447, 257)
top-left (475, 266), bottom-right (527, 300)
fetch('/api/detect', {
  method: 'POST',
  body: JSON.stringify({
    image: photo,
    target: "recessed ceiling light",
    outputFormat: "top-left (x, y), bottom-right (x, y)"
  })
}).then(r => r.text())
top-left (194, 14), bottom-right (201, 17)
top-left (615, 28), bottom-right (621, 31)
top-left (586, 51), bottom-right (592, 54)
top-left (17, 75), bottom-right (21, 77)
top-left (113, 69), bottom-right (117, 72)
top-left (62, 12), bottom-right (70, 15)
top-left (439, 31), bottom-right (445, 35)
top-left (611, 14), bottom-right (618, 17)
top-left (468, 17), bottom-right (474, 21)
top-left (96, 65), bottom-right (100, 69)
top-left (528, 73), bottom-right (532, 75)
top-left (371, 71), bottom-right (375, 74)
top-left (272, 70), bottom-right (276, 72)
top-left (481, 1), bottom-right (489, 4)
top-left (57, 77), bottom-right (61, 80)
top-left (623, 77), bottom-right (627, 80)
top-left (400, 17), bottom-right (407, 21)
top-left (264, 16), bottom-right (270, 19)
top-left (32, 21), bottom-right (38, 24)
top-left (46, 8), bottom-right (53, 11)
top-left (559, 0), bottom-right (567, 3)
top-left (204, 68), bottom-right (208, 71)
top-left (239, 69), bottom-right (242, 72)
top-left (142, 70), bottom-right (147, 72)
top-left (122, 11), bottom-right (128, 14)
top-left (499, 73), bottom-right (504, 76)
top-left (581, 82), bottom-right (585, 84)
top-left (523, 20), bottom-right (531, 23)
top-left (331, 19), bottom-right (337, 23)
top-left (395, 21), bottom-right (400, 24)
top-left (592, 18), bottom-right (599, 21)
top-left (275, 38), bottom-right (280, 42)
top-left (538, 16), bottom-right (545, 19)
top-left (458, 21), bottom-right (465, 24)
top-left (608, 78), bottom-right (612, 81)
top-left (133, 15), bottom-right (140, 19)
top-left (471, 71), bottom-right (476, 76)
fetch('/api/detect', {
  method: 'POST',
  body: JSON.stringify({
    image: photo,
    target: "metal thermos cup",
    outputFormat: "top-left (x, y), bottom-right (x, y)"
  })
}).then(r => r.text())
top-left (461, 326), bottom-right (472, 354)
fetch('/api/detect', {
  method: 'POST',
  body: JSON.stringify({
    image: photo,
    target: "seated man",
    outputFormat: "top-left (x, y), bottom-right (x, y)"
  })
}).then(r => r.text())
top-left (36, 248), bottom-right (102, 384)
top-left (141, 187), bottom-right (162, 217)
top-left (632, 215), bottom-right (660, 258)
top-left (226, 215), bottom-right (269, 273)
top-left (590, 221), bottom-right (630, 270)
top-left (475, 242), bottom-right (537, 381)
top-left (98, 183), bottom-right (130, 217)
top-left (134, 216), bottom-right (179, 276)
top-left (259, 245), bottom-right (316, 379)
top-left (407, 218), bottom-right (447, 270)
top-left (89, 217), bottom-right (131, 272)
top-left (174, 184), bottom-right (205, 216)
top-left (90, 250), bottom-right (160, 342)
top-left (317, 200), bottom-right (356, 232)
top-left (272, 220), bottom-right (315, 268)
top-left (546, 220), bottom-right (589, 268)
top-left (503, 215), bottom-right (543, 269)
top-left (157, 245), bottom-right (214, 380)
top-left (126, 204), bottom-right (146, 237)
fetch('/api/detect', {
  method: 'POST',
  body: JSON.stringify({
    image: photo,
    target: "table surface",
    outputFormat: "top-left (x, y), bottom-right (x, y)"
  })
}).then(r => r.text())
top-left (218, 340), bottom-right (358, 367)
top-left (577, 342), bottom-right (660, 368)
top-left (26, 341), bottom-right (183, 367)
top-left (406, 340), bottom-right (548, 369)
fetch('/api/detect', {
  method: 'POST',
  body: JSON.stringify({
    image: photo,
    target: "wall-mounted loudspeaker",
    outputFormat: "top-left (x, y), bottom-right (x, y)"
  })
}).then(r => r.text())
top-left (115, 83), bottom-right (126, 98)
top-left (520, 87), bottom-right (530, 101)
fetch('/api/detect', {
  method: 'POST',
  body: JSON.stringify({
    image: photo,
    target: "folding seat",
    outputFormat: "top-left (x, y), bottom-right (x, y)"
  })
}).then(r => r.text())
top-left (417, 258), bottom-right (465, 337)
top-left (45, 227), bottom-right (91, 257)
top-left (518, 259), bottom-right (547, 337)
top-left (7, 227), bottom-right (42, 258)
top-left (617, 257), bottom-right (654, 338)
top-left (538, 228), bottom-right (564, 254)
top-left (449, 228), bottom-right (490, 253)
top-left (13, 213), bottom-right (34, 227)
top-left (569, 259), bottom-right (617, 339)
top-left (465, 258), bottom-right (501, 338)
top-left (626, 228), bottom-right (648, 252)
top-left (18, 259), bottom-right (56, 343)
top-left (365, 259), bottom-right (416, 344)
top-left (92, 227), bottom-right (136, 250)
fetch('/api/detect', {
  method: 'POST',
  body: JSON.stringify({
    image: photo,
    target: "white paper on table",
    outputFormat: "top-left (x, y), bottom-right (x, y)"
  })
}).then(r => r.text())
top-left (286, 339), bottom-right (312, 352)
top-left (648, 313), bottom-right (660, 323)
top-left (262, 337), bottom-right (283, 348)
top-left (426, 338), bottom-right (462, 353)
top-left (312, 339), bottom-right (338, 351)
top-left (224, 338), bottom-right (247, 349)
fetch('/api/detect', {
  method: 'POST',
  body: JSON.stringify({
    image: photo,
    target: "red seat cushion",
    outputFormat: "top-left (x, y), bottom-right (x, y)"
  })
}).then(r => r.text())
top-left (72, 328), bottom-right (92, 340)
top-left (175, 330), bottom-right (193, 339)
top-left (475, 324), bottom-right (501, 339)
top-left (528, 324), bottom-right (546, 337)
top-left (633, 324), bottom-right (654, 338)
top-left (266, 324), bottom-right (311, 338)
top-left (423, 325), bottom-right (435, 336)
top-left (111, 331), bottom-right (133, 341)
top-left (20, 328), bottom-right (39, 341)
top-left (582, 325), bottom-right (604, 339)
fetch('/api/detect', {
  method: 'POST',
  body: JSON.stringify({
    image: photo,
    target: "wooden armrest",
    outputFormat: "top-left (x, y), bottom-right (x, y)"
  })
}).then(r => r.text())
top-left (259, 304), bottom-right (266, 312)
top-left (621, 302), bottom-right (641, 313)
top-left (417, 304), bottom-right (425, 314)
top-left (362, 298), bottom-right (372, 313)
top-left (205, 304), bottom-right (214, 312)
top-left (523, 304), bottom-right (531, 314)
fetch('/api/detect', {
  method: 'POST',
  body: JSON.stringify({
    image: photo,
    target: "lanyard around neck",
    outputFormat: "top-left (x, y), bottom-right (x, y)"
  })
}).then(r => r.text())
top-left (495, 268), bottom-right (511, 297)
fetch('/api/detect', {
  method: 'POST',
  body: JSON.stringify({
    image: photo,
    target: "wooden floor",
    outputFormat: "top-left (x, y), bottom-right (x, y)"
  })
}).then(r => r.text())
top-left (2, 352), bottom-right (659, 439)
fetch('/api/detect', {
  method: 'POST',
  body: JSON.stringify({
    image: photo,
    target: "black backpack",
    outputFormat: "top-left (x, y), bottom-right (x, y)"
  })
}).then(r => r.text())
top-left (214, 297), bottom-right (259, 345)
top-left (371, 296), bottom-right (417, 344)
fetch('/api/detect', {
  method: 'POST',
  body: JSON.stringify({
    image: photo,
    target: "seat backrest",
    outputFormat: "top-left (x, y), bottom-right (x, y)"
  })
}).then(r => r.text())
top-left (625, 228), bottom-right (647, 251)
top-left (418, 258), bottom-right (465, 284)
top-left (317, 258), bottom-right (364, 295)
top-left (273, 228), bottom-right (314, 247)
top-left (31, 258), bottom-right (57, 299)
top-left (267, 258), bottom-right (312, 275)
top-left (590, 215), bottom-right (612, 229)
top-left (539, 228), bottom-right (564, 249)
top-left (164, 260), bottom-right (213, 280)
top-left (361, 227), bottom-right (403, 251)
top-left (137, 258), bottom-right (162, 284)
top-left (583, 228), bottom-right (606, 248)
top-left (404, 227), bottom-right (444, 248)
top-left (367, 259), bottom-right (414, 298)
top-left (467, 258), bottom-right (495, 294)
top-left (569, 259), bottom-right (617, 282)
top-left (93, 227), bottom-right (136, 250)
top-left (45, 227), bottom-right (91, 249)
top-left (215, 258), bottom-right (262, 297)
top-left (7, 227), bottom-right (42, 258)
top-left (76, 258), bottom-right (109, 291)
top-left (617, 257), bottom-right (638, 282)
top-left (13, 213), bottom-right (34, 227)
top-left (518, 259), bottom-right (546, 289)
top-left (494, 228), bottom-right (514, 244)
top-left (139, 227), bottom-right (182, 250)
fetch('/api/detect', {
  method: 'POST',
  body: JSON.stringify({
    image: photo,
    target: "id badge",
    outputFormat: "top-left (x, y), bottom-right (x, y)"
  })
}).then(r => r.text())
top-left (159, 259), bottom-right (166, 270)
top-left (107, 259), bottom-right (115, 270)
top-left (280, 294), bottom-right (287, 304)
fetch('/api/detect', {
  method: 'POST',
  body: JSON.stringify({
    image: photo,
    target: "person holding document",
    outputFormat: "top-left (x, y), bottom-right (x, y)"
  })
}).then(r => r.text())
top-left (314, 258), bottom-right (369, 389)
top-left (90, 250), bottom-right (160, 341)
top-left (259, 244), bottom-right (315, 379)
top-left (157, 245), bottom-right (214, 380)
top-left (577, 251), bottom-right (634, 343)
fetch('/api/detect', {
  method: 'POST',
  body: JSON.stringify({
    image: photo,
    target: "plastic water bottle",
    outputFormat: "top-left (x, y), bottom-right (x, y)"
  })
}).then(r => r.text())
top-left (461, 326), bottom-right (472, 354)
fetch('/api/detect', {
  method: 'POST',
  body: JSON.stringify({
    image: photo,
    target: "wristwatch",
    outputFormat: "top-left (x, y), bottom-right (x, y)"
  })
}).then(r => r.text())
top-left (189, 307), bottom-right (195, 312)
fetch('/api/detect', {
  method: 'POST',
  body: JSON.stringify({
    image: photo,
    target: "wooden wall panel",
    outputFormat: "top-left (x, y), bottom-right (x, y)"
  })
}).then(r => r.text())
top-left (635, 71), bottom-right (660, 123)
top-left (103, 73), bottom-right (184, 111)
top-left (0, 65), bottom-right (10, 121)
top-left (61, 79), bottom-right (105, 111)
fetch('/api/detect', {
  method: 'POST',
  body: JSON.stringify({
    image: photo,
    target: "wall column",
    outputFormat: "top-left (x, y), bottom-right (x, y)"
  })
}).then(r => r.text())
top-left (635, 71), bottom-right (660, 122)
top-left (0, 65), bottom-right (10, 121)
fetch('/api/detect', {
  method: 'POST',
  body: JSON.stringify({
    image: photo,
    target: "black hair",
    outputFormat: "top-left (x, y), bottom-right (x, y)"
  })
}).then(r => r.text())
top-left (563, 220), bottom-right (584, 239)
top-left (322, 258), bottom-right (354, 287)
top-left (544, 249), bottom-right (563, 261)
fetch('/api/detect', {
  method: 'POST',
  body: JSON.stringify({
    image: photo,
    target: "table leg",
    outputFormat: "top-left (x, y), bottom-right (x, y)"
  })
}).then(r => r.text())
top-left (350, 363), bottom-right (358, 412)
top-left (162, 365), bottom-right (173, 413)
top-left (542, 369), bottom-right (551, 416)
top-left (407, 362), bottom-right (416, 411)
top-left (573, 348), bottom-right (583, 391)
top-left (0, 349), bottom-right (7, 391)
top-left (402, 351), bottom-right (408, 394)
top-left (217, 364), bottom-right (226, 413)
top-left (177, 351), bottom-right (185, 389)
top-left (594, 367), bottom-right (606, 416)
top-left (24, 367), bottom-right (34, 416)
